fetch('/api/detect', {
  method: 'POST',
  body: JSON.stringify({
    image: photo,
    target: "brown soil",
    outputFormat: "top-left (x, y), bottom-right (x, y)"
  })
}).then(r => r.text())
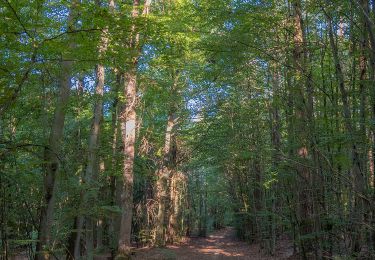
top-left (130, 227), bottom-right (293, 260)
top-left (12, 228), bottom-right (293, 259)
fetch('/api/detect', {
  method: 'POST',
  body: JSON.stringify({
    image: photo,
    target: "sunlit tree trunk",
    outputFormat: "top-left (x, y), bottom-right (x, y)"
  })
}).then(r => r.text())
top-left (118, 1), bottom-right (151, 255)
top-left (118, 1), bottom-right (140, 253)
top-left (118, 66), bottom-right (137, 256)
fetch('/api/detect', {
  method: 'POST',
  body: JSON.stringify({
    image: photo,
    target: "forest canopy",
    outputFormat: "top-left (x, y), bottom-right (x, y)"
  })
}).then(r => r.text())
top-left (1, 0), bottom-right (375, 259)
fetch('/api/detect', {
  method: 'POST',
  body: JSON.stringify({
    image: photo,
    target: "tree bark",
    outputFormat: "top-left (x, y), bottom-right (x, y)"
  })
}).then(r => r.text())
top-left (66, 1), bottom-right (113, 258)
top-left (167, 169), bottom-right (183, 243)
top-left (155, 111), bottom-right (178, 246)
top-left (35, 2), bottom-right (77, 259)
top-left (290, 0), bottom-right (314, 256)
top-left (110, 69), bottom-right (121, 257)
top-left (268, 61), bottom-right (281, 255)
top-left (118, 67), bottom-right (137, 256)
top-left (118, 0), bottom-right (151, 256)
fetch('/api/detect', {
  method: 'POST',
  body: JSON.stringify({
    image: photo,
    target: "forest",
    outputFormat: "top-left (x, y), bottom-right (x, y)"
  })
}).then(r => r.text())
top-left (1, 0), bottom-right (375, 259)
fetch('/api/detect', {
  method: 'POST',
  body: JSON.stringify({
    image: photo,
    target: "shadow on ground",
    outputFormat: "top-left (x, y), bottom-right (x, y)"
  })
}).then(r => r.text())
top-left (130, 227), bottom-right (293, 260)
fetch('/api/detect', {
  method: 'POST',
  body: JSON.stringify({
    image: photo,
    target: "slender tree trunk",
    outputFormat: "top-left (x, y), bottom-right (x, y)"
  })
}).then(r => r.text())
top-left (36, 54), bottom-right (73, 260)
top-left (35, 2), bottom-right (77, 259)
top-left (110, 69), bottom-right (121, 256)
top-left (269, 61), bottom-right (281, 255)
top-left (365, 2), bottom-right (375, 252)
top-left (82, 61), bottom-right (105, 260)
top-left (252, 156), bottom-right (263, 242)
top-left (0, 120), bottom-right (8, 260)
top-left (358, 0), bottom-right (375, 251)
top-left (325, 8), bottom-right (367, 255)
top-left (67, 215), bottom-right (83, 260)
top-left (66, 1), bottom-right (113, 258)
top-left (290, 0), bottom-right (315, 256)
top-left (96, 219), bottom-right (103, 250)
top-left (66, 78), bottom-right (85, 260)
top-left (155, 111), bottom-right (178, 246)
top-left (66, 78), bottom-right (84, 258)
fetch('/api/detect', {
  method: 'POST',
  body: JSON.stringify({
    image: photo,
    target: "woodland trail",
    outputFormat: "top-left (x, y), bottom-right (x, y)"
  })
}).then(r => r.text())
top-left (129, 227), bottom-right (293, 260)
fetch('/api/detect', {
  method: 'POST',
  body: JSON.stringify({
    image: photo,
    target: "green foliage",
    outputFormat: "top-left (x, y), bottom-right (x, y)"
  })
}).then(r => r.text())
top-left (1, 0), bottom-right (375, 258)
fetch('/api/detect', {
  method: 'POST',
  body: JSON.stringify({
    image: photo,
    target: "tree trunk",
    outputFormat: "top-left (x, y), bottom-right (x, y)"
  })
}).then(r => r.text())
top-left (35, 2), bottom-right (77, 258)
top-left (268, 61), bottom-right (281, 255)
top-left (155, 111), bottom-right (178, 246)
top-left (66, 78), bottom-right (85, 260)
top-left (290, 0), bottom-right (314, 256)
top-left (110, 69), bottom-right (121, 257)
top-left (118, 67), bottom-right (137, 256)
top-left (66, 1), bottom-right (113, 257)
top-left (365, 2), bottom-right (375, 252)
top-left (167, 170), bottom-right (184, 243)
top-left (325, 8), bottom-right (366, 255)
top-left (118, 0), bottom-right (151, 256)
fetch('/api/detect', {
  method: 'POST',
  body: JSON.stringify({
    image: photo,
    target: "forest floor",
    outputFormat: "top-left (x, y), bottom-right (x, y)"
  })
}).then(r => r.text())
top-left (129, 227), bottom-right (294, 259)
top-left (11, 228), bottom-right (294, 259)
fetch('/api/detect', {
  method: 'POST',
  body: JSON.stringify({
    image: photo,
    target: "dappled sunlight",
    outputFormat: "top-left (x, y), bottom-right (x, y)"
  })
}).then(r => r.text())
top-left (196, 245), bottom-right (246, 257)
top-left (132, 228), bottom-right (293, 259)
top-left (209, 235), bottom-right (225, 239)
top-left (198, 247), bottom-right (245, 256)
top-left (167, 245), bottom-right (180, 249)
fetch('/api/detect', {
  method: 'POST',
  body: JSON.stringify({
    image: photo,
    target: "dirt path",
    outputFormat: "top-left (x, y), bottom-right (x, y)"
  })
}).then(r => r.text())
top-left (131, 228), bottom-right (293, 259)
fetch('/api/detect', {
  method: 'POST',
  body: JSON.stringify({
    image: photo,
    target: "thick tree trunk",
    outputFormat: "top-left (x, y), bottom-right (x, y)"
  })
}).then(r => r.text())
top-left (167, 170), bottom-right (180, 243)
top-left (118, 0), bottom-right (151, 256)
top-left (118, 68), bottom-right (137, 256)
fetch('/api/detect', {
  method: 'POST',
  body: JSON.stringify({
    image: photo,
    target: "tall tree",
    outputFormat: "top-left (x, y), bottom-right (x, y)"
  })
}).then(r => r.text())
top-left (290, 0), bottom-right (315, 255)
top-left (155, 73), bottom-right (179, 245)
top-left (66, 1), bottom-right (114, 259)
top-left (118, 0), bottom-right (151, 256)
top-left (35, 1), bottom-right (78, 259)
